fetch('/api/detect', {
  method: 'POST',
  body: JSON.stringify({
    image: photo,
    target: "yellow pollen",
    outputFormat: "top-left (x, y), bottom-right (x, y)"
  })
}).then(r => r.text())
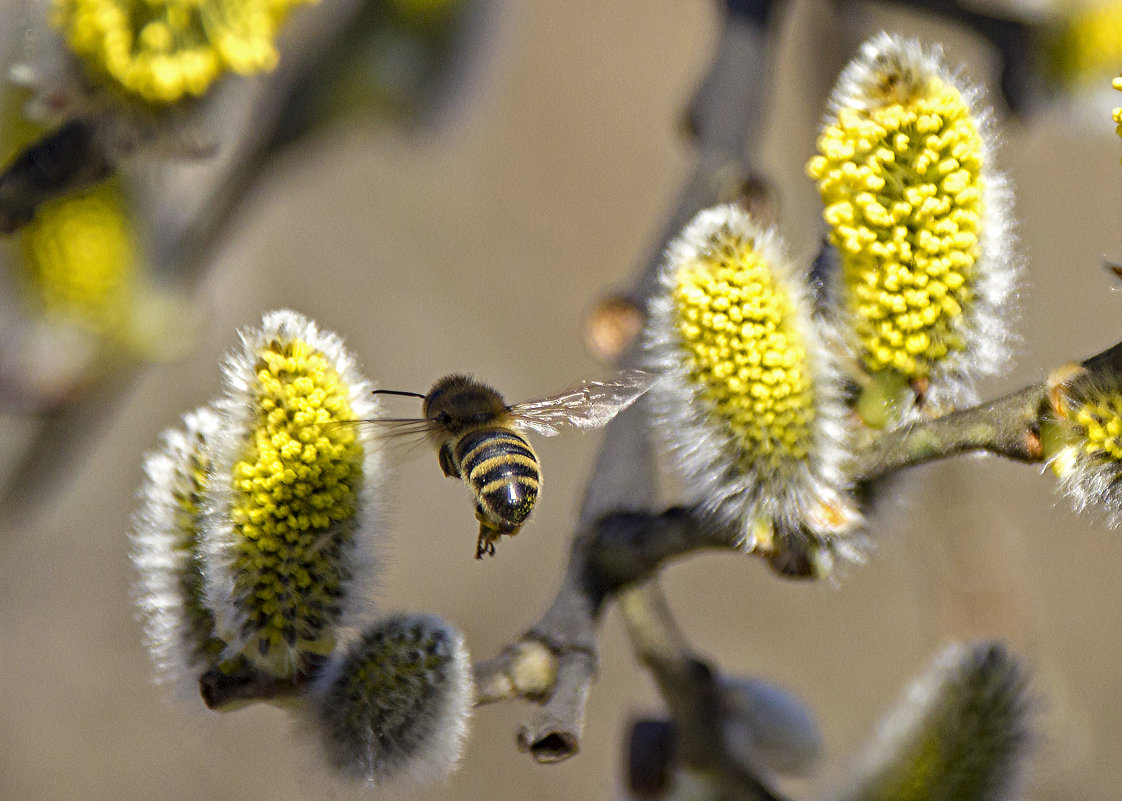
top-left (18, 181), bottom-right (138, 341)
top-left (51, 0), bottom-right (317, 105)
top-left (228, 337), bottom-right (363, 674)
top-left (1048, 2), bottom-right (1122, 89)
top-left (807, 74), bottom-right (984, 380)
top-left (1074, 395), bottom-right (1122, 463)
top-left (1114, 74), bottom-right (1122, 148)
top-left (671, 230), bottom-right (816, 471)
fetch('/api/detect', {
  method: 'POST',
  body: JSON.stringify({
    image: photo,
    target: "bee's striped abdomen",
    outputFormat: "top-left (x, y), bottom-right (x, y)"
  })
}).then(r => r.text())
top-left (455, 426), bottom-right (540, 530)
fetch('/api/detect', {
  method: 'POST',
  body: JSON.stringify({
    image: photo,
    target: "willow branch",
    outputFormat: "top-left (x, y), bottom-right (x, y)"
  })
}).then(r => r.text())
top-left (0, 120), bottom-right (114, 233)
top-left (852, 383), bottom-right (1045, 477)
top-left (470, 333), bottom-right (1122, 759)
top-left (469, 4), bottom-right (778, 764)
top-left (595, 339), bottom-right (1122, 587)
top-left (855, 340), bottom-right (1122, 479)
top-left (618, 580), bottom-right (788, 801)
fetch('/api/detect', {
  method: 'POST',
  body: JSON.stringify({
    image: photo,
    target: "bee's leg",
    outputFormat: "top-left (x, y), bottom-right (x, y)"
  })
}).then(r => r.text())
top-left (473, 507), bottom-right (519, 559)
top-left (476, 530), bottom-right (497, 559)
top-left (438, 443), bottom-right (461, 478)
top-left (474, 505), bottom-right (497, 558)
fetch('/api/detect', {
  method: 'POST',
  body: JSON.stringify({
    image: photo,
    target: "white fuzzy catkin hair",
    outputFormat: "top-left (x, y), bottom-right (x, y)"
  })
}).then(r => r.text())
top-left (202, 308), bottom-right (387, 676)
top-left (308, 613), bottom-right (473, 789)
top-left (644, 204), bottom-right (862, 563)
top-left (819, 32), bottom-right (1020, 417)
top-left (831, 641), bottom-right (1031, 801)
top-left (131, 405), bottom-right (225, 698)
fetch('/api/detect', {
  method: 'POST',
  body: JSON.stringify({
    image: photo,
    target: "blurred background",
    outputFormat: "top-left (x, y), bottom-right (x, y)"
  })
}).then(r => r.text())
top-left (0, 0), bottom-right (1119, 799)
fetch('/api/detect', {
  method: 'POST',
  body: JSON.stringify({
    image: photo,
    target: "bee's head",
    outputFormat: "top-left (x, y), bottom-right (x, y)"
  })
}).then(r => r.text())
top-left (424, 375), bottom-right (507, 432)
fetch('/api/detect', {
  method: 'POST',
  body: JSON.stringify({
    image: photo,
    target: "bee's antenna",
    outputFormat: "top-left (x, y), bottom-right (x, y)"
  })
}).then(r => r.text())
top-left (371, 389), bottom-right (426, 399)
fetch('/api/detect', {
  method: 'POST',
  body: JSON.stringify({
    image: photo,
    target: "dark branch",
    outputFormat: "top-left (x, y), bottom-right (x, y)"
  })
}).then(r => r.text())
top-left (0, 120), bottom-right (113, 234)
top-left (618, 581), bottom-right (789, 801)
top-left (851, 383), bottom-right (1045, 478)
top-left (199, 666), bottom-right (304, 711)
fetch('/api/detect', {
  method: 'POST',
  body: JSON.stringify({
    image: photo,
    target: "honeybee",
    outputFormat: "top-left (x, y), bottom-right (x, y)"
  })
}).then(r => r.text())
top-left (366, 371), bottom-right (651, 558)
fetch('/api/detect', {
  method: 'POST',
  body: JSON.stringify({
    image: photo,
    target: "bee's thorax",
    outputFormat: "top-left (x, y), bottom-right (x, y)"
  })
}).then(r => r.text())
top-left (423, 374), bottom-right (508, 434)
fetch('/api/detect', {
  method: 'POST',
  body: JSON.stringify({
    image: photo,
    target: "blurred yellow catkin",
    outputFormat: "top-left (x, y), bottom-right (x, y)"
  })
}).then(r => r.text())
top-left (52, 0), bottom-right (318, 104)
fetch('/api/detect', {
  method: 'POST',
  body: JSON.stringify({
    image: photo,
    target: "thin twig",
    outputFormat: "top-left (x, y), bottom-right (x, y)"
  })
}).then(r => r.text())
top-left (855, 340), bottom-right (1122, 479)
top-left (618, 579), bottom-right (788, 801)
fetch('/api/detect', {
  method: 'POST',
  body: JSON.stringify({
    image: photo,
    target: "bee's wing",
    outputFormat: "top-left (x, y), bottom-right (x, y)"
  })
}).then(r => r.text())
top-left (508, 370), bottom-right (652, 437)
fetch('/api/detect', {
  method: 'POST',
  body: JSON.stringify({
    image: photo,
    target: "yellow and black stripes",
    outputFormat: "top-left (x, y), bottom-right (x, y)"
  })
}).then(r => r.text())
top-left (452, 426), bottom-right (540, 530)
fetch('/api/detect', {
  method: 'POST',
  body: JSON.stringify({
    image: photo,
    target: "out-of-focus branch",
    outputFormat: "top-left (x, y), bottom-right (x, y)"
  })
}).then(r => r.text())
top-left (199, 666), bottom-right (305, 711)
top-left (0, 119), bottom-right (113, 233)
top-left (0, 0), bottom-right (364, 520)
top-left (618, 580), bottom-right (788, 801)
top-left (630, 12), bottom-right (777, 308)
top-left (873, 0), bottom-right (1039, 114)
top-left (0, 0), bottom-right (501, 520)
